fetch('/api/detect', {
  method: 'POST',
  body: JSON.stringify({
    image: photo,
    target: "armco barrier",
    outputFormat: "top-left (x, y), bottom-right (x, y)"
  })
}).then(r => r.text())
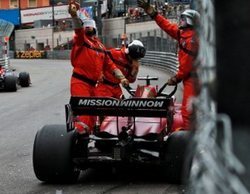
top-left (0, 57), bottom-right (9, 66)
top-left (9, 50), bottom-right (178, 75)
top-left (140, 51), bottom-right (178, 75)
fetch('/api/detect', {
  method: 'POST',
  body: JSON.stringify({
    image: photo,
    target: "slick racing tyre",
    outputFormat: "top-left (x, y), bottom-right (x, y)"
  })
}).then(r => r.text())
top-left (162, 130), bottom-right (191, 184)
top-left (19, 72), bottom-right (30, 87)
top-left (4, 75), bottom-right (17, 92)
top-left (33, 124), bottom-right (80, 183)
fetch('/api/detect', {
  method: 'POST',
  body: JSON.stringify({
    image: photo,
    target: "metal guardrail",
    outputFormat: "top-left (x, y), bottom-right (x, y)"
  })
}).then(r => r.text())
top-left (140, 51), bottom-right (178, 75)
top-left (0, 57), bottom-right (9, 67)
top-left (9, 50), bottom-right (179, 75)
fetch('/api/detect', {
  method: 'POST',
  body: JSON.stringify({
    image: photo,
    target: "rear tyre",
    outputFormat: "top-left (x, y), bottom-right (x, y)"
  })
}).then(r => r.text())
top-left (33, 124), bottom-right (80, 183)
top-left (19, 72), bottom-right (30, 87)
top-left (162, 130), bottom-right (191, 184)
top-left (4, 75), bottom-right (17, 92)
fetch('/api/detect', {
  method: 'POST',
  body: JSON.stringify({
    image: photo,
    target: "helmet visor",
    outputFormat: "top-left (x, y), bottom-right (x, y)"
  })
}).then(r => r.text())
top-left (179, 15), bottom-right (188, 27)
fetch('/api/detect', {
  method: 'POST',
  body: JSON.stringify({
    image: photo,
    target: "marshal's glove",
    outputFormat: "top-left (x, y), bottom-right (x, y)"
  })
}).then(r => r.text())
top-left (113, 68), bottom-right (129, 87)
top-left (68, 0), bottom-right (80, 17)
top-left (137, 0), bottom-right (157, 18)
top-left (167, 76), bottom-right (181, 86)
top-left (137, 0), bottom-right (150, 10)
top-left (120, 78), bottom-right (129, 87)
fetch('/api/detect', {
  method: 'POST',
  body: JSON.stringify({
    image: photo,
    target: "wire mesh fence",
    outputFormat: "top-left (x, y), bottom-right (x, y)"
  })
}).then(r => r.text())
top-left (100, 28), bottom-right (178, 53)
top-left (187, 1), bottom-right (250, 193)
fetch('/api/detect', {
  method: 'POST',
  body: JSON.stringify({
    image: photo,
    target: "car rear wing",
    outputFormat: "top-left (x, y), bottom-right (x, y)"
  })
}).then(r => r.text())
top-left (67, 96), bottom-right (174, 118)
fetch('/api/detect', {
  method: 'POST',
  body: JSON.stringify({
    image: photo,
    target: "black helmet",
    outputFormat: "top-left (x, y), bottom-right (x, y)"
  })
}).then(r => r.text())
top-left (125, 40), bottom-right (146, 59)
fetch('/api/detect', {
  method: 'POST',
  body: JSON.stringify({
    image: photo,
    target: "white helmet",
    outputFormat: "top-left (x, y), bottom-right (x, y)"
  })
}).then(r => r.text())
top-left (125, 40), bottom-right (146, 59)
top-left (83, 19), bottom-right (97, 30)
top-left (181, 9), bottom-right (200, 26)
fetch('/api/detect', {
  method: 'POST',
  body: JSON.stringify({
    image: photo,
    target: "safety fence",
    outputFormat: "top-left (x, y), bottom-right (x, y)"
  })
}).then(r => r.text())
top-left (187, 1), bottom-right (250, 194)
top-left (0, 57), bottom-right (9, 67)
top-left (8, 50), bottom-right (179, 75)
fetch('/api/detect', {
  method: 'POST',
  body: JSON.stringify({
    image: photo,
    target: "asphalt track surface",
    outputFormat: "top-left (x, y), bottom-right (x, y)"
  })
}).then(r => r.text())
top-left (0, 59), bottom-right (185, 194)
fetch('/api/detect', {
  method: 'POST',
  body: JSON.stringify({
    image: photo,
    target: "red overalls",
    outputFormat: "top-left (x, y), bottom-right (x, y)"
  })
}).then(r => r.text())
top-left (95, 48), bottom-right (138, 99)
top-left (70, 28), bottom-right (117, 133)
top-left (155, 14), bottom-right (199, 130)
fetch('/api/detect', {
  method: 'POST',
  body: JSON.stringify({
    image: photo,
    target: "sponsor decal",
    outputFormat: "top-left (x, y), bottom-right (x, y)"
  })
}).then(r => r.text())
top-left (15, 51), bottom-right (46, 59)
top-left (77, 98), bottom-right (165, 108)
top-left (21, 5), bottom-right (70, 24)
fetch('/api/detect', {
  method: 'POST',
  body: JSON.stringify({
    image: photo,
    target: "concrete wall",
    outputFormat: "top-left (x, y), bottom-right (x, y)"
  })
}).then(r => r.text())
top-left (15, 27), bottom-right (73, 50)
top-left (126, 20), bottom-right (161, 34)
top-left (102, 17), bottom-right (126, 37)
top-left (102, 17), bottom-right (171, 40)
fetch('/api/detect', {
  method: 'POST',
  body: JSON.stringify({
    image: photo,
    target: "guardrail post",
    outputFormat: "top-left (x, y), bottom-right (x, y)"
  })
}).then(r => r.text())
top-left (129, 33), bottom-right (133, 43)
top-left (67, 38), bottom-right (70, 50)
top-left (160, 30), bottom-right (164, 52)
top-left (147, 31), bottom-right (150, 51)
top-left (154, 30), bottom-right (157, 51)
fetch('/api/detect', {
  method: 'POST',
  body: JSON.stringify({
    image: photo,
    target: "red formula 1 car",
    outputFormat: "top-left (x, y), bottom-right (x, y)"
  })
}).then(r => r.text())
top-left (33, 76), bottom-right (191, 183)
top-left (0, 64), bottom-right (31, 92)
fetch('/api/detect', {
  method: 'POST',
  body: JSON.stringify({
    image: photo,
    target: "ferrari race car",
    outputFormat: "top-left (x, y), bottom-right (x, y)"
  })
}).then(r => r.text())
top-left (0, 64), bottom-right (31, 91)
top-left (33, 76), bottom-right (191, 183)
